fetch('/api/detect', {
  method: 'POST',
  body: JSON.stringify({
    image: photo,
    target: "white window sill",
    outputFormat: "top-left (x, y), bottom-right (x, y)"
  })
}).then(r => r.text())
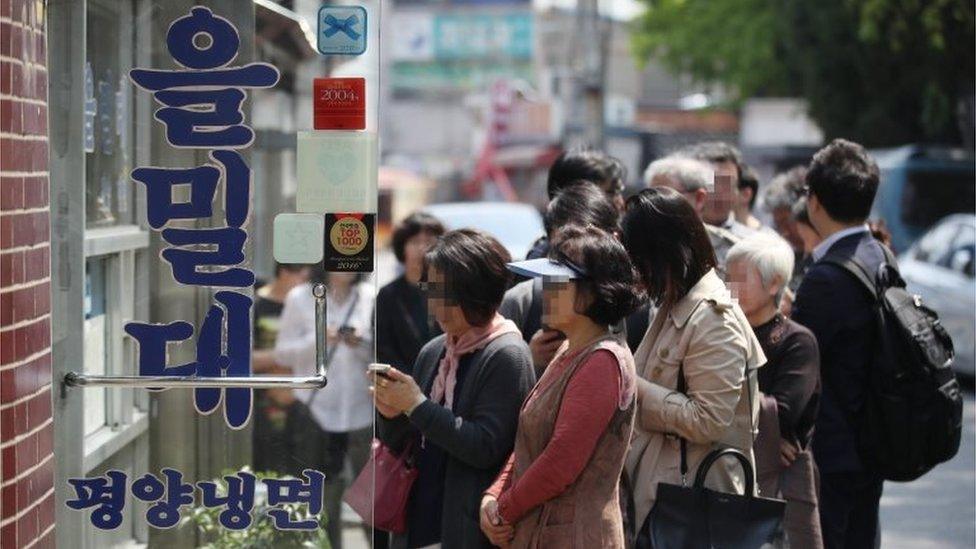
top-left (83, 410), bottom-right (149, 473)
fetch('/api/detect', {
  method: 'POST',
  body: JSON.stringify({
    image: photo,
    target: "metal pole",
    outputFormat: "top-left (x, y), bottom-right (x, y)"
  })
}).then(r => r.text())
top-left (63, 283), bottom-right (330, 390)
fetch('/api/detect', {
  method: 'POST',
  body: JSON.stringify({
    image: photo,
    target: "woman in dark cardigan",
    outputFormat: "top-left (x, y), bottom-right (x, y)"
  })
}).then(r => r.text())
top-left (727, 234), bottom-right (822, 549)
top-left (373, 229), bottom-right (536, 549)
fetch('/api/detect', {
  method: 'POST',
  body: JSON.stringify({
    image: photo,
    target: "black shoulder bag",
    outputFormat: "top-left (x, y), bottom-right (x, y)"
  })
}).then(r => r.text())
top-left (636, 360), bottom-right (785, 549)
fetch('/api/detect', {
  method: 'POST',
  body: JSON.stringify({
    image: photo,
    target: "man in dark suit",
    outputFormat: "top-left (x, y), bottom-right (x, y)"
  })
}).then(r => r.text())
top-left (791, 139), bottom-right (885, 549)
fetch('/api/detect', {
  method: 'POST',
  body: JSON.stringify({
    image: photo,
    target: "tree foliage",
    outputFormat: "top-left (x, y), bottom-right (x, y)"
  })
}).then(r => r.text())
top-left (631, 0), bottom-right (975, 146)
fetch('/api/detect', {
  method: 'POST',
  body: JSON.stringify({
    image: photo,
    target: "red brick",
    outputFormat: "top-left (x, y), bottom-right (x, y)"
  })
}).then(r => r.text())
top-left (9, 61), bottom-right (21, 97)
top-left (1, 446), bottom-right (14, 482)
top-left (33, 283), bottom-right (48, 316)
top-left (0, 522), bottom-right (16, 549)
top-left (0, 409), bottom-right (12, 442)
top-left (30, 140), bottom-right (46, 172)
top-left (14, 432), bottom-right (36, 474)
top-left (1, 0), bottom-right (10, 19)
top-left (33, 70), bottom-right (46, 104)
top-left (0, 215), bottom-right (11, 247)
top-left (9, 250), bottom-right (24, 285)
top-left (14, 325), bottom-right (28, 361)
top-left (0, 62), bottom-right (9, 96)
top-left (22, 176), bottom-right (44, 209)
top-left (0, 369), bottom-right (13, 403)
top-left (26, 389), bottom-right (49, 430)
top-left (24, 246), bottom-right (44, 280)
top-left (37, 491), bottom-right (54, 532)
top-left (0, 253), bottom-right (10, 287)
top-left (0, 23), bottom-right (10, 58)
top-left (16, 506), bottom-right (37, 547)
top-left (0, 291), bottom-right (11, 327)
top-left (0, 176), bottom-right (23, 211)
top-left (9, 25), bottom-right (22, 59)
top-left (0, 99), bottom-right (10, 132)
top-left (0, 139), bottom-right (23, 172)
top-left (10, 285), bottom-right (33, 323)
top-left (0, 330), bottom-right (13, 365)
top-left (1, 482), bottom-right (15, 520)
top-left (35, 420), bottom-right (51, 459)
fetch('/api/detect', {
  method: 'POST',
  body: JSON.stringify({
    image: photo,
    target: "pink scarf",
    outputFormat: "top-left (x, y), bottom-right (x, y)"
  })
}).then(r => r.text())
top-left (430, 313), bottom-right (521, 410)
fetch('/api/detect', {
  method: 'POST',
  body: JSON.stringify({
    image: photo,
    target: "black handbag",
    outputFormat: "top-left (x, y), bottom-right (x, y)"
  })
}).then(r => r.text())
top-left (635, 360), bottom-right (786, 549)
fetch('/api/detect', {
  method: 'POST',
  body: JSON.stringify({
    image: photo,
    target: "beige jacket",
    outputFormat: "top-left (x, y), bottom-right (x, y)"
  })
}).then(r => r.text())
top-left (624, 269), bottom-right (766, 529)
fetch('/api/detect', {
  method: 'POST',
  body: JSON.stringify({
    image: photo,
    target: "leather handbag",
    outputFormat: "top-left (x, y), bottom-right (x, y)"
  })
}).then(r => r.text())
top-left (343, 438), bottom-right (417, 534)
top-left (635, 359), bottom-right (785, 549)
top-left (645, 448), bottom-right (786, 548)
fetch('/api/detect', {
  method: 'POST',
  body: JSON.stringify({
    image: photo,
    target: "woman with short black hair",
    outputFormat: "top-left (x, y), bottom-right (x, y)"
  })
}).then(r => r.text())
top-left (377, 212), bottom-right (446, 375)
top-left (481, 225), bottom-right (642, 548)
top-left (373, 229), bottom-right (536, 549)
top-left (621, 187), bottom-right (767, 542)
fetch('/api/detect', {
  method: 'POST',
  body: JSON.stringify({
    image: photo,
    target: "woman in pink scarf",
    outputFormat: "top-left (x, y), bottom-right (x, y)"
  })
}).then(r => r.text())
top-left (374, 229), bottom-right (536, 549)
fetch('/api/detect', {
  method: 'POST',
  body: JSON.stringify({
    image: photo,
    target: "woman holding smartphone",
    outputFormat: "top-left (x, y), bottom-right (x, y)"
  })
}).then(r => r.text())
top-left (372, 229), bottom-right (536, 549)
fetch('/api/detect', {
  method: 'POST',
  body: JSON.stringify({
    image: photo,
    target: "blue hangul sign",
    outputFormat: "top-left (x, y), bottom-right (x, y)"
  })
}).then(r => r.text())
top-left (318, 5), bottom-right (367, 55)
top-left (125, 6), bottom-right (279, 430)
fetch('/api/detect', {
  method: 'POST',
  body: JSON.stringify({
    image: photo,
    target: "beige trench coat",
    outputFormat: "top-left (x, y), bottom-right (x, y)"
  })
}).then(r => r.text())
top-left (625, 269), bottom-right (766, 530)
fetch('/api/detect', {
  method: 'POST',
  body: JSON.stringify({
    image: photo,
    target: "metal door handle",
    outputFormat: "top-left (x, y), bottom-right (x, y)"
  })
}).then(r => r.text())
top-left (63, 283), bottom-right (330, 390)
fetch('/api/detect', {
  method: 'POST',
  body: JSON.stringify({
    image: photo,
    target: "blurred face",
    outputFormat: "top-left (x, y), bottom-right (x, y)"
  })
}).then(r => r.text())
top-left (727, 259), bottom-right (775, 319)
top-left (772, 207), bottom-right (803, 252)
top-left (701, 160), bottom-right (738, 225)
top-left (404, 230), bottom-right (439, 284)
top-left (650, 175), bottom-right (706, 214)
top-left (425, 266), bottom-right (472, 336)
top-left (541, 278), bottom-right (587, 332)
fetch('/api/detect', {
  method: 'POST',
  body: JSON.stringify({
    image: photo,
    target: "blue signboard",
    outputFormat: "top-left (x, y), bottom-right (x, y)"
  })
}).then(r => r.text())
top-left (318, 5), bottom-right (368, 55)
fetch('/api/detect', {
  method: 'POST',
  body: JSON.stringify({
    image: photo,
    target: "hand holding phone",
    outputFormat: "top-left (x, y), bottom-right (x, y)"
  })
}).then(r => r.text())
top-left (367, 363), bottom-right (394, 380)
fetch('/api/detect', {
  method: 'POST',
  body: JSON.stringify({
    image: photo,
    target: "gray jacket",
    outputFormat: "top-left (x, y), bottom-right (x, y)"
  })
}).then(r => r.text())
top-left (378, 332), bottom-right (536, 549)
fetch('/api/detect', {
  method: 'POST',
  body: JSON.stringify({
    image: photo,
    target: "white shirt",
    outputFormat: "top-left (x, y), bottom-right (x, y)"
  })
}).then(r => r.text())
top-left (812, 224), bottom-right (870, 262)
top-left (274, 281), bottom-right (375, 433)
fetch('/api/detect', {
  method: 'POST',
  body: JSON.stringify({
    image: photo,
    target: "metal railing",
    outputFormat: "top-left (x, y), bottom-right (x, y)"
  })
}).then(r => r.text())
top-left (63, 283), bottom-right (330, 390)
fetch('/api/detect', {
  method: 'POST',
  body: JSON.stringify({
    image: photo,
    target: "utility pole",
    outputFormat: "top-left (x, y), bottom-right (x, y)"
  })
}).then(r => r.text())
top-left (567, 0), bottom-right (608, 149)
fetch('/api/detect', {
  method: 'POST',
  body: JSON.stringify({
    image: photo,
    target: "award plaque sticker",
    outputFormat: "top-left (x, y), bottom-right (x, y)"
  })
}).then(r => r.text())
top-left (325, 213), bottom-right (374, 272)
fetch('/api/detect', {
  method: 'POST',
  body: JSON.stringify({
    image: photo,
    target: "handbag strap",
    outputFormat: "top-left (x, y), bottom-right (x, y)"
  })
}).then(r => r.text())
top-left (693, 448), bottom-right (756, 497)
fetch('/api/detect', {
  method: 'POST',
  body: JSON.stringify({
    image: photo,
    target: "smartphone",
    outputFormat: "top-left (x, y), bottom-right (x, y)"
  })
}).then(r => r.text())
top-left (338, 325), bottom-right (356, 336)
top-left (367, 363), bottom-right (394, 380)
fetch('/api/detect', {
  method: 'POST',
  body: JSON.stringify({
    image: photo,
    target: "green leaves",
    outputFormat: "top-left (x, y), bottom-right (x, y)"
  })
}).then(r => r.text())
top-left (630, 0), bottom-right (975, 146)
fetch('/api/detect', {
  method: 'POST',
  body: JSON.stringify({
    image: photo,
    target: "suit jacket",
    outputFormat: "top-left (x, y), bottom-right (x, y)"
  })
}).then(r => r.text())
top-left (378, 332), bottom-right (536, 549)
top-left (792, 231), bottom-right (886, 473)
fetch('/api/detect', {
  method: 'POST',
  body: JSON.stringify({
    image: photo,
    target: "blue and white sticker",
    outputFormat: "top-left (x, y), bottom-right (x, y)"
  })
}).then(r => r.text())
top-left (317, 5), bottom-right (367, 55)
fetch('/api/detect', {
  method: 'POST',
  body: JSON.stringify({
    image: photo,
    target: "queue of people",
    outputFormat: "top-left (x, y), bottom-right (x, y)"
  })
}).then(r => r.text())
top-left (252, 138), bottom-right (936, 549)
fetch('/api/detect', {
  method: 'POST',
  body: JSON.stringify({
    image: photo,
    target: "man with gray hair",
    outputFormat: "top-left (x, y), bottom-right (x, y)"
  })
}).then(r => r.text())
top-left (644, 155), bottom-right (742, 274)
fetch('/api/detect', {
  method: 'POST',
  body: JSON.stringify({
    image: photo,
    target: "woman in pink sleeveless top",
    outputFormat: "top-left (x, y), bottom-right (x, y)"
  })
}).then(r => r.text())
top-left (480, 225), bottom-right (643, 548)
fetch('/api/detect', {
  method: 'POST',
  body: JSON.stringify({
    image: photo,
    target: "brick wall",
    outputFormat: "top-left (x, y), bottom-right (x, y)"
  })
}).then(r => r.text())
top-left (0, 0), bottom-right (56, 547)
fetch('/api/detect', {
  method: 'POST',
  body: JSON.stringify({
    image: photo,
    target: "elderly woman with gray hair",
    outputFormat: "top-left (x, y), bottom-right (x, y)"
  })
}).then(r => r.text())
top-left (726, 234), bottom-right (823, 549)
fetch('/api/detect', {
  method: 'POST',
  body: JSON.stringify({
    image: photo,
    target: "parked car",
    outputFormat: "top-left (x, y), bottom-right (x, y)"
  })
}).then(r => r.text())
top-left (422, 202), bottom-right (544, 260)
top-left (870, 145), bottom-right (975, 253)
top-left (898, 214), bottom-right (976, 378)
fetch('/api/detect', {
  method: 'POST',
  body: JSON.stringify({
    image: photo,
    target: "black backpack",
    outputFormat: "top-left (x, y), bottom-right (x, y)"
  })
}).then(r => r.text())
top-left (822, 247), bottom-right (963, 482)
